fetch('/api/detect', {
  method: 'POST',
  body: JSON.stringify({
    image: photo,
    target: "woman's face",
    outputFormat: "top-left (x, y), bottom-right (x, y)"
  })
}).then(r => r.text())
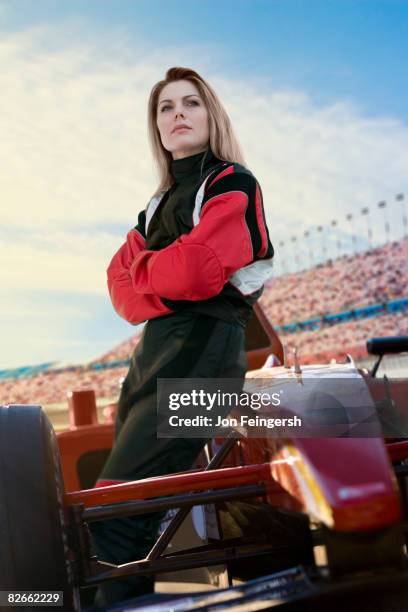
top-left (156, 79), bottom-right (210, 160)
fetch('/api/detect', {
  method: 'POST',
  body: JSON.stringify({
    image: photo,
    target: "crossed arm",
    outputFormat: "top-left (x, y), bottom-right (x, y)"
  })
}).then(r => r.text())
top-left (107, 169), bottom-right (272, 325)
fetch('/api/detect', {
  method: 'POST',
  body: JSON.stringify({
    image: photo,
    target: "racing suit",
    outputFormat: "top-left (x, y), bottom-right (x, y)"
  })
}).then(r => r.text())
top-left (90, 149), bottom-right (274, 605)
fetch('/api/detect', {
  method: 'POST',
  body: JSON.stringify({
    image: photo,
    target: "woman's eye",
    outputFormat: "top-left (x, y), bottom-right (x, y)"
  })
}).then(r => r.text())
top-left (160, 100), bottom-right (199, 112)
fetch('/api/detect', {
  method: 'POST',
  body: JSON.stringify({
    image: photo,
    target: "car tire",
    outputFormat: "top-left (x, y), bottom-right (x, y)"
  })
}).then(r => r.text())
top-left (0, 405), bottom-right (76, 609)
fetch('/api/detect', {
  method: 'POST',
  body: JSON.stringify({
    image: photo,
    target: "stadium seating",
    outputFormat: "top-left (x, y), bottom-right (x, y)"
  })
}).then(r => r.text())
top-left (260, 238), bottom-right (408, 326)
top-left (1, 238), bottom-right (407, 407)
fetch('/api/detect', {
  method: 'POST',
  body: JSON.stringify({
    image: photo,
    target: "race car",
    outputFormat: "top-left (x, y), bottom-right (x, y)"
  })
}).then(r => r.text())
top-left (1, 304), bottom-right (408, 611)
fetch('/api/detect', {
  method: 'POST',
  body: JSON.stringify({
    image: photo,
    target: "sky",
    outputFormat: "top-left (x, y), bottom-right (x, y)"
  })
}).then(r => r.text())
top-left (1, 0), bottom-right (407, 369)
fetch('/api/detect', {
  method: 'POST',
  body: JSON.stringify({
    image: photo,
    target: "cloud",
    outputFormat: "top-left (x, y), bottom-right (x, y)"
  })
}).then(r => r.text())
top-left (0, 286), bottom-right (134, 368)
top-left (214, 76), bottom-right (408, 233)
top-left (1, 21), bottom-right (407, 366)
top-left (1, 24), bottom-right (407, 254)
top-left (2, 227), bottom-right (117, 293)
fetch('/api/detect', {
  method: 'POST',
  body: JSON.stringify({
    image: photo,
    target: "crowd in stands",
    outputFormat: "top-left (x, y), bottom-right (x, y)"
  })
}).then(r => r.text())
top-left (2, 311), bottom-right (406, 407)
top-left (90, 331), bottom-right (142, 364)
top-left (1, 238), bottom-right (407, 407)
top-left (284, 312), bottom-right (408, 363)
top-left (260, 238), bottom-right (408, 326)
top-left (0, 363), bottom-right (129, 407)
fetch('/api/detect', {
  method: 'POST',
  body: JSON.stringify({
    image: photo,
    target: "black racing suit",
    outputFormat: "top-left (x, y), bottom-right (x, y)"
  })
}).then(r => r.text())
top-left (90, 149), bottom-right (274, 605)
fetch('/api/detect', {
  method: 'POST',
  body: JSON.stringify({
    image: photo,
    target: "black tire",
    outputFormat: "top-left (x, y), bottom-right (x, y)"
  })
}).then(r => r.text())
top-left (0, 405), bottom-right (76, 609)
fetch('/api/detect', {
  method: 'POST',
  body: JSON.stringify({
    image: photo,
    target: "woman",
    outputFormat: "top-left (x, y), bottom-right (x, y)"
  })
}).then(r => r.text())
top-left (91, 66), bottom-right (274, 605)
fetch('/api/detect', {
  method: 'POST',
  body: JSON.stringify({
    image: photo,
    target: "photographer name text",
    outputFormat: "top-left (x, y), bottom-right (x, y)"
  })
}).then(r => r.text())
top-left (167, 414), bottom-right (302, 429)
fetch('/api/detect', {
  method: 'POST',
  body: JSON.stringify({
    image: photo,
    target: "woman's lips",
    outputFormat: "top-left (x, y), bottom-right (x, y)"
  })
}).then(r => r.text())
top-left (172, 126), bottom-right (191, 133)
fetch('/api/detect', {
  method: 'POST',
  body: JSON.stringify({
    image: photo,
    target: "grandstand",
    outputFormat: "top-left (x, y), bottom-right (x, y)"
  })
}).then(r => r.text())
top-left (261, 239), bottom-right (407, 326)
top-left (260, 237), bottom-right (408, 362)
top-left (1, 237), bottom-right (407, 408)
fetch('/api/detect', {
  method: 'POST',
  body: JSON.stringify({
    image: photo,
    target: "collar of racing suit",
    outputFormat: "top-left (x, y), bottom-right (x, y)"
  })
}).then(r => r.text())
top-left (170, 148), bottom-right (222, 184)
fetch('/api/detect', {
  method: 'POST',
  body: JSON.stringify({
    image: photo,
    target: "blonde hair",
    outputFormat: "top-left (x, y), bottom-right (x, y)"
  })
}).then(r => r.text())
top-left (147, 67), bottom-right (246, 195)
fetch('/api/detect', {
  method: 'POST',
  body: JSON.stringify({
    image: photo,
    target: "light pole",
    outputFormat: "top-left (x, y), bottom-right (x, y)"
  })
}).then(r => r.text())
top-left (396, 193), bottom-right (407, 238)
top-left (317, 225), bottom-right (326, 262)
top-left (346, 213), bottom-right (356, 254)
top-left (291, 235), bottom-right (299, 271)
top-left (279, 240), bottom-right (286, 274)
top-left (377, 200), bottom-right (389, 244)
top-left (304, 230), bottom-right (314, 267)
top-left (361, 207), bottom-right (372, 249)
top-left (331, 219), bottom-right (341, 257)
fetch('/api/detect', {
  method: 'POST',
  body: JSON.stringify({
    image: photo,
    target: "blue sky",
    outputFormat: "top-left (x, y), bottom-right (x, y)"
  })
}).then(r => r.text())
top-left (4, 0), bottom-right (408, 119)
top-left (0, 0), bottom-right (407, 370)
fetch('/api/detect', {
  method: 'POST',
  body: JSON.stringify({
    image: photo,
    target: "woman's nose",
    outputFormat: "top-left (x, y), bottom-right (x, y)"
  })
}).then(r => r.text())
top-left (175, 111), bottom-right (185, 120)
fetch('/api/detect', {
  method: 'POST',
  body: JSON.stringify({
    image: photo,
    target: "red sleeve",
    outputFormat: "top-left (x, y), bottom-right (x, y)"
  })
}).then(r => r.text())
top-left (129, 170), bottom-right (267, 301)
top-left (107, 225), bottom-right (172, 325)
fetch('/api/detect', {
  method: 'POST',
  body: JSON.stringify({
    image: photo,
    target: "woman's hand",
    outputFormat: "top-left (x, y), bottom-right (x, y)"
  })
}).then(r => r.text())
top-left (128, 169), bottom-right (273, 302)
top-left (107, 229), bottom-right (173, 325)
